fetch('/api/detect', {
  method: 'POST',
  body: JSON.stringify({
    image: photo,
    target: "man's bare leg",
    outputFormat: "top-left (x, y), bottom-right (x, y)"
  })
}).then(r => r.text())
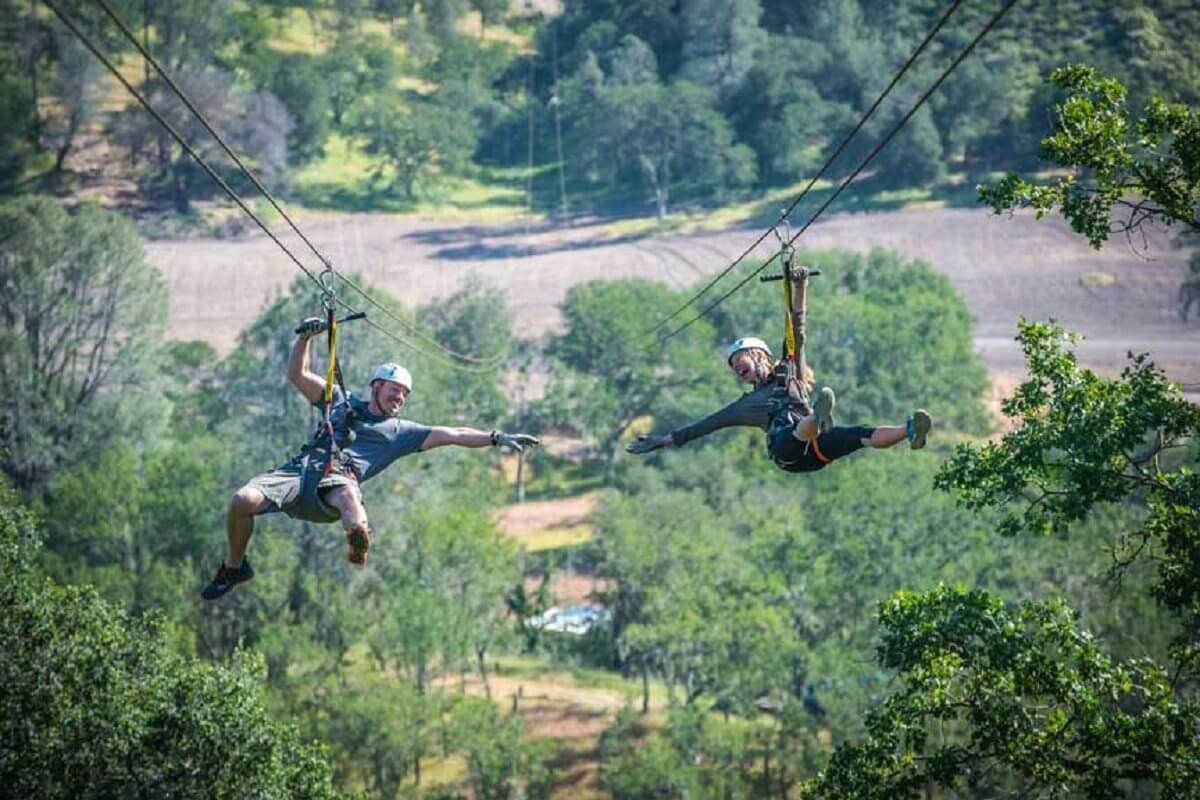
top-left (324, 484), bottom-right (371, 565)
top-left (226, 486), bottom-right (272, 567)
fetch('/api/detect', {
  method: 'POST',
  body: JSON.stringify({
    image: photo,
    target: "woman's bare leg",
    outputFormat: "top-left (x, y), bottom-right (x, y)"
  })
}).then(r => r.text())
top-left (866, 426), bottom-right (907, 448)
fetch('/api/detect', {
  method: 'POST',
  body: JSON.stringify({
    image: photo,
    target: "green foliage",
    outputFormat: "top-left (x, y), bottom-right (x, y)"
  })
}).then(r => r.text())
top-left (0, 494), bottom-right (342, 799)
top-left (0, 196), bottom-right (169, 494)
top-left (540, 278), bottom-right (727, 479)
top-left (806, 585), bottom-right (1200, 799)
top-left (937, 319), bottom-right (1200, 628)
top-left (451, 699), bottom-right (557, 800)
top-left (261, 53), bottom-right (333, 164)
top-left (0, 39), bottom-right (39, 186)
top-left (601, 707), bottom-right (760, 800)
top-left (980, 64), bottom-right (1200, 248)
top-left (352, 86), bottom-right (479, 199)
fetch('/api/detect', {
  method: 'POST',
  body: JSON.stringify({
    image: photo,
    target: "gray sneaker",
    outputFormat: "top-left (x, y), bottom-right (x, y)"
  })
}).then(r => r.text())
top-left (813, 386), bottom-right (836, 434)
top-left (907, 409), bottom-right (932, 450)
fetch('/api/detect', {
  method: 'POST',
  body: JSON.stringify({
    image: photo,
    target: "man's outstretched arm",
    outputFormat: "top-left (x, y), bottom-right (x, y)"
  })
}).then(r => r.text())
top-left (420, 427), bottom-right (538, 452)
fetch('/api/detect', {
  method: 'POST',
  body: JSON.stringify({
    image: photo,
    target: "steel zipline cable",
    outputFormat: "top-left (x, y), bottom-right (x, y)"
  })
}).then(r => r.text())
top-left (63, 0), bottom-right (507, 371)
top-left (643, 0), bottom-right (968, 337)
top-left (657, 0), bottom-right (1021, 345)
top-left (40, 0), bottom-right (326, 293)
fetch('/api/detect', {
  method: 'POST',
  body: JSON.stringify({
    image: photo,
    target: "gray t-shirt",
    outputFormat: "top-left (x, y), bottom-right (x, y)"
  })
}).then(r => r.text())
top-left (313, 387), bottom-right (432, 483)
top-left (670, 380), bottom-right (779, 447)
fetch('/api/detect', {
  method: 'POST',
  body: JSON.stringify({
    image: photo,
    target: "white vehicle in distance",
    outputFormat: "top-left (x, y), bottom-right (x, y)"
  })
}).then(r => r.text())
top-left (527, 605), bottom-right (611, 636)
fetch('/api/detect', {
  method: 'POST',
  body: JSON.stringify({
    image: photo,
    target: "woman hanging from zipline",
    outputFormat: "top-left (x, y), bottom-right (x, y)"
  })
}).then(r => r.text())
top-left (627, 258), bottom-right (931, 471)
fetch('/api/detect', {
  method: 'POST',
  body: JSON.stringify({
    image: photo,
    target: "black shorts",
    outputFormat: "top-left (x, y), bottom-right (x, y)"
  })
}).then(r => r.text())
top-left (768, 424), bottom-right (875, 473)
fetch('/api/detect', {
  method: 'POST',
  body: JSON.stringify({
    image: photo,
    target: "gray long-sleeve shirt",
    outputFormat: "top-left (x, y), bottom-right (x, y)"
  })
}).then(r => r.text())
top-left (670, 381), bottom-right (779, 447)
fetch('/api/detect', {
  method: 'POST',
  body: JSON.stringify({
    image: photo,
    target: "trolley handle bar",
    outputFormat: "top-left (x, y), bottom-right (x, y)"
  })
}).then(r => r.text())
top-left (293, 311), bottom-right (367, 334)
top-left (760, 268), bottom-right (821, 283)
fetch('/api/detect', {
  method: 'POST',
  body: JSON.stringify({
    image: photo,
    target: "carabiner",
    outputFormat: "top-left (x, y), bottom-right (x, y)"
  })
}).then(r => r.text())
top-left (318, 267), bottom-right (337, 313)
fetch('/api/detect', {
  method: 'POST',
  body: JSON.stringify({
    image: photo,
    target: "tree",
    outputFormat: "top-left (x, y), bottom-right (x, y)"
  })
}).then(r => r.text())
top-left (805, 322), bottom-right (1200, 798)
top-left (592, 78), bottom-right (756, 218)
top-left (806, 584), bottom-right (1200, 799)
top-left (0, 488), bottom-right (343, 799)
top-left (541, 279), bottom-right (728, 481)
top-left (112, 69), bottom-right (292, 213)
top-left (980, 64), bottom-right (1199, 250)
top-left (256, 52), bottom-right (332, 165)
top-left (937, 320), bottom-right (1200, 651)
top-left (352, 86), bottom-right (478, 199)
top-left (40, 27), bottom-right (104, 175)
top-left (678, 0), bottom-right (765, 95)
top-left (450, 698), bottom-right (557, 800)
top-left (0, 197), bottom-right (169, 494)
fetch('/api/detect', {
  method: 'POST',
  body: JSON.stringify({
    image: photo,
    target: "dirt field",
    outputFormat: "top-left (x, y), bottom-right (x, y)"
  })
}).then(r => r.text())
top-left (146, 206), bottom-right (1199, 396)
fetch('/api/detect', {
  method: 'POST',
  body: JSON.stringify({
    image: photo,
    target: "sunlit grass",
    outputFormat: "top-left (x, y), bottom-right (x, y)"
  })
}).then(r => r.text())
top-left (516, 524), bottom-right (594, 553)
top-left (590, 171), bottom-right (989, 238)
top-left (292, 133), bottom-right (530, 218)
top-left (293, 132), bottom-right (377, 191)
top-left (266, 7), bottom-right (408, 57)
top-left (491, 655), bottom-right (670, 703)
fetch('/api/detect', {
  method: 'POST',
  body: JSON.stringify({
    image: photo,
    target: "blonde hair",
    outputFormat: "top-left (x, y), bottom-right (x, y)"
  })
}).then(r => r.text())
top-left (747, 348), bottom-right (814, 391)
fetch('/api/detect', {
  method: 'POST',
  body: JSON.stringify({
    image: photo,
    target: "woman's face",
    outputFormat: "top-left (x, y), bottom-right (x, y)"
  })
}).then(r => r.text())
top-left (729, 350), bottom-right (766, 385)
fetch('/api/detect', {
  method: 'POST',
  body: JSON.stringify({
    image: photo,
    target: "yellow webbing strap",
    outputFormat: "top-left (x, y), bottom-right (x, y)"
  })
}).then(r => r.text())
top-left (323, 308), bottom-right (338, 405)
top-left (782, 267), bottom-right (796, 361)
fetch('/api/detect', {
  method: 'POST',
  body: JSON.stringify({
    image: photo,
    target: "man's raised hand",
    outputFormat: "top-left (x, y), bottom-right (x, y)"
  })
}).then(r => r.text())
top-left (295, 317), bottom-right (327, 339)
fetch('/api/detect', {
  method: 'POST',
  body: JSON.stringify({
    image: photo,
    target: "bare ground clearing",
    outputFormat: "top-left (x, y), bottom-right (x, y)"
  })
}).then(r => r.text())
top-left (437, 671), bottom-right (660, 800)
top-left (146, 207), bottom-right (1199, 397)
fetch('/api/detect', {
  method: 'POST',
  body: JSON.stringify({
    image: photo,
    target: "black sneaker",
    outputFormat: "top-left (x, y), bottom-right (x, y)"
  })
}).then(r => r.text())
top-left (200, 558), bottom-right (254, 601)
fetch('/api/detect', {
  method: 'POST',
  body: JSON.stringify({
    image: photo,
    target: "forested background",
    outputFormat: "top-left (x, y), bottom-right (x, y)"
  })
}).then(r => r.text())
top-left (2, 1), bottom-right (1200, 798)
top-left (4, 0), bottom-right (1200, 216)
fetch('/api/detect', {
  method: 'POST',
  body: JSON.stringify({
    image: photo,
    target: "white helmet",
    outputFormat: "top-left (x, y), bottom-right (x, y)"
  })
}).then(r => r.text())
top-left (724, 336), bottom-right (773, 364)
top-left (370, 362), bottom-right (413, 391)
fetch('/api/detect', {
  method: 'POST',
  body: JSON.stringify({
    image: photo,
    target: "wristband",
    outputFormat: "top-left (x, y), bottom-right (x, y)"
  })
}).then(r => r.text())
top-left (490, 430), bottom-right (499, 446)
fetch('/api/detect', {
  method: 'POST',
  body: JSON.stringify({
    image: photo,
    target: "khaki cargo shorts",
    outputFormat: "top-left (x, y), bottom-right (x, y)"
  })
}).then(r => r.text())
top-left (246, 457), bottom-right (357, 524)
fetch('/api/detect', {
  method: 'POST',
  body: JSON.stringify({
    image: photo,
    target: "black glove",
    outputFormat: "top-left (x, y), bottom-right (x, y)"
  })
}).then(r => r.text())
top-left (295, 316), bottom-right (327, 338)
top-left (490, 431), bottom-right (540, 453)
top-left (626, 434), bottom-right (670, 454)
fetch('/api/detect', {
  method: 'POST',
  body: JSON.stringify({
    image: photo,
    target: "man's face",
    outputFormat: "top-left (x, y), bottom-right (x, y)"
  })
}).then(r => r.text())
top-left (373, 379), bottom-right (410, 416)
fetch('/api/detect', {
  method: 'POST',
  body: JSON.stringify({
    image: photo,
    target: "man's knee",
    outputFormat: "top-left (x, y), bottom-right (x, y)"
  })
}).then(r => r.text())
top-left (230, 486), bottom-right (269, 515)
top-left (324, 484), bottom-right (363, 512)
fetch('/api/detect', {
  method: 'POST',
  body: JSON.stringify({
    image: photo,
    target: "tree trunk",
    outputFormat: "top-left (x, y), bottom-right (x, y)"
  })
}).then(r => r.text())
top-left (515, 449), bottom-right (526, 502)
top-left (477, 645), bottom-right (492, 699)
top-left (641, 664), bottom-right (650, 713)
top-left (171, 159), bottom-right (191, 214)
top-left (53, 111), bottom-right (81, 174)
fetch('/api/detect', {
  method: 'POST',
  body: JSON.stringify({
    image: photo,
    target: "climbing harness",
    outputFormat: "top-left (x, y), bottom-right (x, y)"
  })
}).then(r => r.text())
top-left (761, 224), bottom-right (821, 470)
top-left (290, 273), bottom-right (367, 524)
top-left (762, 222), bottom-right (819, 415)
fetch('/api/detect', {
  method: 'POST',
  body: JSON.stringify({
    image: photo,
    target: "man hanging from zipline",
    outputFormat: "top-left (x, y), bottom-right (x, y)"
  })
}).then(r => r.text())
top-left (628, 252), bottom-right (931, 471)
top-left (202, 307), bottom-right (538, 601)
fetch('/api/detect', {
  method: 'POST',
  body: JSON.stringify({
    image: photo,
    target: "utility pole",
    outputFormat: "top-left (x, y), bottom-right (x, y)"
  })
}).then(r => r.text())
top-left (550, 20), bottom-right (568, 217)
